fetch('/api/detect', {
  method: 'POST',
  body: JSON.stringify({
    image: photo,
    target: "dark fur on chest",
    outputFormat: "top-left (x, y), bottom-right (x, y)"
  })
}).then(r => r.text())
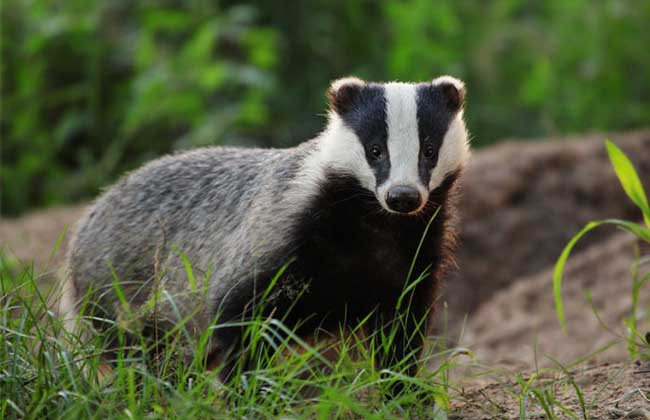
top-left (210, 169), bottom-right (460, 382)
top-left (265, 169), bottom-right (459, 331)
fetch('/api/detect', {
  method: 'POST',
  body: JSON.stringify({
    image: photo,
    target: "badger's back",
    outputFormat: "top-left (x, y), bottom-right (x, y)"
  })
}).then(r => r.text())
top-left (66, 145), bottom-right (311, 331)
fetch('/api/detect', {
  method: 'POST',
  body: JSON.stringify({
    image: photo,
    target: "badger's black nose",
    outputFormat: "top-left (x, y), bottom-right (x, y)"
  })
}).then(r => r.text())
top-left (385, 185), bottom-right (422, 213)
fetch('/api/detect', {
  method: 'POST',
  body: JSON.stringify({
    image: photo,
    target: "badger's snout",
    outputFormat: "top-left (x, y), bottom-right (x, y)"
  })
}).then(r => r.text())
top-left (385, 185), bottom-right (422, 214)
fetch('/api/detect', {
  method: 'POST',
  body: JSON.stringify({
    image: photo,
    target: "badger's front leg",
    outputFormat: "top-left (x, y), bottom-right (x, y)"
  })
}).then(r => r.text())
top-left (209, 272), bottom-right (304, 383)
top-left (208, 279), bottom-right (267, 384)
top-left (373, 280), bottom-right (435, 396)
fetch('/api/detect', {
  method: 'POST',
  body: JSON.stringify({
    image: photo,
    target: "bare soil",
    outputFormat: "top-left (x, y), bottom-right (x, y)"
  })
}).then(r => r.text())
top-left (451, 361), bottom-right (650, 419)
top-left (2, 129), bottom-right (649, 418)
top-left (461, 232), bottom-right (650, 369)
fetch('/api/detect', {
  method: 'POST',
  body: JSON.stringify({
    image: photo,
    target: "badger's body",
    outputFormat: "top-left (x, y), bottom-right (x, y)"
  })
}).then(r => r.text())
top-left (63, 76), bottom-right (470, 382)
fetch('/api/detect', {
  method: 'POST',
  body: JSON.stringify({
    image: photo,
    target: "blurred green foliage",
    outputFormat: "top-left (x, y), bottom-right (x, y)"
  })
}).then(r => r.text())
top-left (2, 0), bottom-right (649, 215)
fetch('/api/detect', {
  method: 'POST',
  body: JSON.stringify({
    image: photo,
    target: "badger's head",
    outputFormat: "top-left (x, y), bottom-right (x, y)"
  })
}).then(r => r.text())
top-left (317, 76), bottom-right (469, 215)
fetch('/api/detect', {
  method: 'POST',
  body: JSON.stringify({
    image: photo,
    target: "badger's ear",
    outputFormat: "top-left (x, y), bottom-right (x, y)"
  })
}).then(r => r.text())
top-left (327, 77), bottom-right (366, 115)
top-left (432, 75), bottom-right (466, 111)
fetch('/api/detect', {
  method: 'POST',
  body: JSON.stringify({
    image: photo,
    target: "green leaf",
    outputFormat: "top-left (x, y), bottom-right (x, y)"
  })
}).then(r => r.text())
top-left (179, 251), bottom-right (196, 291)
top-left (48, 226), bottom-right (69, 262)
top-left (554, 219), bottom-right (650, 330)
top-left (606, 140), bottom-right (650, 227)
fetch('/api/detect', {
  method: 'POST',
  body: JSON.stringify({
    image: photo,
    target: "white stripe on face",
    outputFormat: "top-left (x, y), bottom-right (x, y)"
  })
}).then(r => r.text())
top-left (378, 83), bottom-right (427, 209)
top-left (385, 83), bottom-right (420, 188)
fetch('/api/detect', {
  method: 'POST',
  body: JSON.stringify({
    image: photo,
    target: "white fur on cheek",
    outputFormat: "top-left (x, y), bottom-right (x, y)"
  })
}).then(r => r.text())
top-left (429, 113), bottom-right (469, 190)
top-left (301, 114), bottom-right (376, 193)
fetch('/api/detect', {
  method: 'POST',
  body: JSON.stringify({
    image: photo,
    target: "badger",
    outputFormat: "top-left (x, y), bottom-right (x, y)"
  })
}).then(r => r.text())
top-left (61, 76), bottom-right (470, 385)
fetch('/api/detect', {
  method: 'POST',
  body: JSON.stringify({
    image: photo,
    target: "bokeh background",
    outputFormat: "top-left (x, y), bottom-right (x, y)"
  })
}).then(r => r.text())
top-left (2, 0), bottom-right (649, 216)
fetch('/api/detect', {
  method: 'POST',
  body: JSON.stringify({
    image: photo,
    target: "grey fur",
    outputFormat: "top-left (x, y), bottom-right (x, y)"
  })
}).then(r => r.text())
top-left (67, 142), bottom-right (317, 338)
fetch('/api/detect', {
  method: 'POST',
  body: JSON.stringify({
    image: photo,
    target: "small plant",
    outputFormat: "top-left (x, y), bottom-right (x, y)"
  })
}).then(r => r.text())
top-left (553, 140), bottom-right (650, 358)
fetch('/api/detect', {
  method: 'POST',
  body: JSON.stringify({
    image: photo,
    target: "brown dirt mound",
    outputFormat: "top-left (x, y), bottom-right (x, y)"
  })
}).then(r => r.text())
top-left (462, 231), bottom-right (650, 369)
top-left (448, 129), bottom-right (650, 326)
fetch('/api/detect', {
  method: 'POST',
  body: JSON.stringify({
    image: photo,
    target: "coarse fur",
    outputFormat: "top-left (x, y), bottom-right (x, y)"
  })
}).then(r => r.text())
top-left (59, 76), bottom-right (470, 385)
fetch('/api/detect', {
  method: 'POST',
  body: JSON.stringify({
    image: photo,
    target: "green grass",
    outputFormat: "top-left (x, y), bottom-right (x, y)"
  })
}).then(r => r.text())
top-left (0, 258), bottom-right (455, 419)
top-left (2, 236), bottom-right (647, 419)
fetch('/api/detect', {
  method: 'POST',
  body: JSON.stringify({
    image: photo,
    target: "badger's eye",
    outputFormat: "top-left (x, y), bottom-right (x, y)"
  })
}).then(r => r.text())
top-left (369, 145), bottom-right (383, 160)
top-left (423, 144), bottom-right (436, 159)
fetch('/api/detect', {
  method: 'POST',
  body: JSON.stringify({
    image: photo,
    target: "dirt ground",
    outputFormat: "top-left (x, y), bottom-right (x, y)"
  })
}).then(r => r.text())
top-left (450, 360), bottom-right (650, 419)
top-left (460, 232), bottom-right (650, 369)
top-left (2, 129), bottom-right (649, 417)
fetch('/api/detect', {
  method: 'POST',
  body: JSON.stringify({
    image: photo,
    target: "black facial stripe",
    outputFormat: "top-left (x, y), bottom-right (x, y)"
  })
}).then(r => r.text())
top-left (337, 84), bottom-right (390, 186)
top-left (416, 84), bottom-right (457, 187)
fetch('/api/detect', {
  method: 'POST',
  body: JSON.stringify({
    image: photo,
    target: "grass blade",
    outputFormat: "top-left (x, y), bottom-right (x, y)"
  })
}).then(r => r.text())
top-left (179, 251), bottom-right (197, 291)
top-left (554, 218), bottom-right (650, 330)
top-left (406, 206), bottom-right (441, 283)
top-left (606, 140), bottom-right (650, 227)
